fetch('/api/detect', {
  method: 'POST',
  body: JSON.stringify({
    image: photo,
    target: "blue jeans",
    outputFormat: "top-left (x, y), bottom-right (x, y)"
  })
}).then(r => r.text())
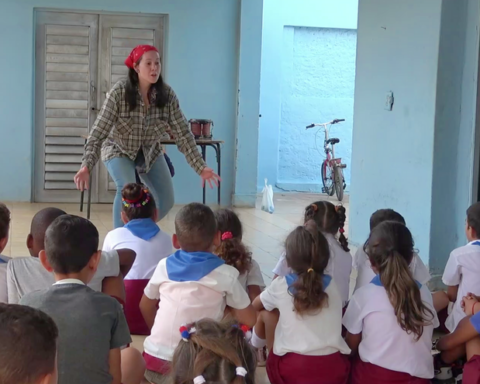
top-left (104, 154), bottom-right (174, 228)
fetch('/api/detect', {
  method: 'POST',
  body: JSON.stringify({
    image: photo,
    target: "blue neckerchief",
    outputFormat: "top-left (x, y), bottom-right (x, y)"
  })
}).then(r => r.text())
top-left (371, 275), bottom-right (422, 288)
top-left (123, 218), bottom-right (160, 241)
top-left (285, 273), bottom-right (332, 294)
top-left (0, 258), bottom-right (6, 264)
top-left (471, 241), bottom-right (480, 247)
top-left (166, 250), bottom-right (225, 282)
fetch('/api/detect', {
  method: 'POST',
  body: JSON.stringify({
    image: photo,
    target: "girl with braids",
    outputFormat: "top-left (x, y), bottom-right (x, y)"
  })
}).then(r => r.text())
top-left (272, 200), bottom-right (352, 307)
top-left (251, 221), bottom-right (351, 384)
top-left (214, 209), bottom-right (265, 302)
top-left (171, 319), bottom-right (256, 384)
top-left (103, 183), bottom-right (172, 335)
top-left (343, 221), bottom-right (438, 384)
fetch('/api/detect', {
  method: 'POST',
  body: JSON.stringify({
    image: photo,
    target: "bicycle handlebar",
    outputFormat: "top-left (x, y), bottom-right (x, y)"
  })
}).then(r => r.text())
top-left (331, 119), bottom-right (345, 124)
top-left (305, 124), bottom-right (315, 129)
top-left (306, 119), bottom-right (345, 129)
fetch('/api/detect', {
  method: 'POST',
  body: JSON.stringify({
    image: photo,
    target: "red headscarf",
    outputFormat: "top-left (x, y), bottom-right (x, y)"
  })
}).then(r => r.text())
top-left (124, 45), bottom-right (159, 69)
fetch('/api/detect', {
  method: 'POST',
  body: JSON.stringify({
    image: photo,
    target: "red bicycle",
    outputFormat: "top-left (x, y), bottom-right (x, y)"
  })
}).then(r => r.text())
top-left (306, 119), bottom-right (347, 202)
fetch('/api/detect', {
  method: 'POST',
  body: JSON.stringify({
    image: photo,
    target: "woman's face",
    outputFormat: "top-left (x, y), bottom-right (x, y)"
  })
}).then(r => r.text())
top-left (135, 51), bottom-right (161, 85)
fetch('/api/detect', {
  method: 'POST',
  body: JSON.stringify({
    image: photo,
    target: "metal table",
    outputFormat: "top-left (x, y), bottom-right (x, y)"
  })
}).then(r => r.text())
top-left (80, 139), bottom-right (224, 219)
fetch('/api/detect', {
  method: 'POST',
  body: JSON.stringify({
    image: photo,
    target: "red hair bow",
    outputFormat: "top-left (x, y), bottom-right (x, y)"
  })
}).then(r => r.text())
top-left (125, 45), bottom-right (159, 69)
top-left (221, 232), bottom-right (233, 241)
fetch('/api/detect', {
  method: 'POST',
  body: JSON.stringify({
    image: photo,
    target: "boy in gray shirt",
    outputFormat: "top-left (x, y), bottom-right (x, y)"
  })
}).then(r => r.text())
top-left (0, 203), bottom-right (10, 303)
top-left (21, 214), bottom-right (133, 384)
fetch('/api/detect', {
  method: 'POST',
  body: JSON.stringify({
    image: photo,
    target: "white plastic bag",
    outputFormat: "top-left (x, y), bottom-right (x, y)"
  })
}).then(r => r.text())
top-left (261, 179), bottom-right (274, 214)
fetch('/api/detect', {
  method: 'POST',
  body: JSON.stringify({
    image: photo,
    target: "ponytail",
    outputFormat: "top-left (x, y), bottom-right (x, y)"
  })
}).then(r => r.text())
top-left (286, 222), bottom-right (330, 315)
top-left (303, 201), bottom-right (349, 252)
top-left (367, 221), bottom-right (434, 340)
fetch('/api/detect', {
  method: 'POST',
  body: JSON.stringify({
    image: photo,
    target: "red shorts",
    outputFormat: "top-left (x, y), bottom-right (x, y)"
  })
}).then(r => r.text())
top-left (266, 351), bottom-right (350, 384)
top-left (463, 355), bottom-right (480, 383)
top-left (124, 279), bottom-right (150, 335)
top-left (143, 352), bottom-right (171, 375)
top-left (350, 357), bottom-right (430, 384)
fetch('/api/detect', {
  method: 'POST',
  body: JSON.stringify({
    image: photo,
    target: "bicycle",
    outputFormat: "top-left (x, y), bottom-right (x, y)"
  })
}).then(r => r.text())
top-left (306, 118), bottom-right (347, 202)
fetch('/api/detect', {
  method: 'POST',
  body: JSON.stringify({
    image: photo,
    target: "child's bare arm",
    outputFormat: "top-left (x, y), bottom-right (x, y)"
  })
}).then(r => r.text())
top-left (116, 249), bottom-right (136, 277)
top-left (230, 304), bottom-right (257, 327)
top-left (108, 348), bottom-right (122, 384)
top-left (247, 285), bottom-right (262, 303)
top-left (345, 332), bottom-right (362, 353)
top-left (252, 295), bottom-right (265, 312)
top-left (140, 294), bottom-right (158, 330)
top-left (437, 316), bottom-right (479, 351)
top-left (102, 275), bottom-right (126, 303)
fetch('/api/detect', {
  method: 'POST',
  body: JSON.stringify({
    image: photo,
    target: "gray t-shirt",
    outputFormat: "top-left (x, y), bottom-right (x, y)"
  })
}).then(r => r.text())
top-left (20, 282), bottom-right (131, 384)
top-left (7, 251), bottom-right (120, 304)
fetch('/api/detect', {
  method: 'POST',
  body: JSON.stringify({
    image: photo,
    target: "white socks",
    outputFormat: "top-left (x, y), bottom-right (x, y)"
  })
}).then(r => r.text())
top-left (251, 327), bottom-right (267, 349)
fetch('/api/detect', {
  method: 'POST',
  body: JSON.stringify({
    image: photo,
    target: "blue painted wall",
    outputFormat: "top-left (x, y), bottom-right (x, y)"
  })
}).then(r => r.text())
top-left (0, 0), bottom-right (261, 205)
top-left (258, 0), bottom-right (358, 191)
top-left (277, 26), bottom-right (356, 191)
top-left (350, 0), bottom-right (480, 281)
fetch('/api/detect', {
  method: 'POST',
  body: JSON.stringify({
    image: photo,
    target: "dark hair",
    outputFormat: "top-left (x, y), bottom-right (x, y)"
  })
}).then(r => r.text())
top-left (467, 202), bottom-right (480, 237)
top-left (0, 203), bottom-right (10, 240)
top-left (285, 221), bottom-right (330, 315)
top-left (0, 303), bottom-right (58, 384)
top-left (125, 60), bottom-right (169, 111)
top-left (304, 201), bottom-right (349, 252)
top-left (171, 319), bottom-right (256, 384)
top-left (365, 221), bottom-right (434, 340)
top-left (121, 183), bottom-right (157, 221)
top-left (30, 207), bottom-right (67, 243)
top-left (45, 214), bottom-right (99, 274)
top-left (369, 209), bottom-right (406, 231)
top-left (175, 203), bottom-right (217, 252)
top-left (214, 209), bottom-right (252, 275)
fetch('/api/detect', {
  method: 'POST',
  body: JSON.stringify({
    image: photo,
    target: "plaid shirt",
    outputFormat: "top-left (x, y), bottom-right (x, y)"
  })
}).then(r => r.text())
top-left (82, 80), bottom-right (206, 174)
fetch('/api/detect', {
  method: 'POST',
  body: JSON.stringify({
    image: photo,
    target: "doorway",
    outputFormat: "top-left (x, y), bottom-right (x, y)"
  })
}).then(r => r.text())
top-left (33, 10), bottom-right (165, 203)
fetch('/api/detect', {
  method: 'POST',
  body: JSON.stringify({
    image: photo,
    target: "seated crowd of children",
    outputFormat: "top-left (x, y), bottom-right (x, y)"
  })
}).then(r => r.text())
top-left (1, 183), bottom-right (480, 384)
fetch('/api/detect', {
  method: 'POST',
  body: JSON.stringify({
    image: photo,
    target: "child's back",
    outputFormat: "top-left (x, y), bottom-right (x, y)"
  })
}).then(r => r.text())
top-left (0, 203), bottom-right (10, 303)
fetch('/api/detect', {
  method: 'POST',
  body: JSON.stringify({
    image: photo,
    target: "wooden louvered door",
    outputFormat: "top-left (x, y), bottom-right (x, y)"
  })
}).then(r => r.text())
top-left (34, 11), bottom-right (164, 203)
top-left (34, 11), bottom-right (98, 202)
top-left (97, 14), bottom-right (164, 203)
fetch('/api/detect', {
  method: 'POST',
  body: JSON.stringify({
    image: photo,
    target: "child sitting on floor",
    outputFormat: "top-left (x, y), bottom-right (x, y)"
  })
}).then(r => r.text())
top-left (103, 183), bottom-right (172, 335)
top-left (441, 202), bottom-right (480, 332)
top-left (0, 303), bottom-right (58, 384)
top-left (252, 220), bottom-right (351, 384)
top-left (343, 221), bottom-right (438, 384)
top-left (7, 207), bottom-right (135, 304)
top-left (170, 319), bottom-right (256, 384)
top-left (353, 209), bottom-right (430, 292)
top-left (0, 203), bottom-right (11, 303)
top-left (140, 203), bottom-right (256, 384)
top-left (437, 293), bottom-right (480, 382)
top-left (20, 214), bottom-right (144, 384)
top-left (272, 201), bottom-right (352, 307)
top-left (214, 208), bottom-right (265, 302)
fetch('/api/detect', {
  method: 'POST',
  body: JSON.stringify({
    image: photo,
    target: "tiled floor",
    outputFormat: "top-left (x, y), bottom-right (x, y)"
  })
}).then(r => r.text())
top-left (2, 192), bottom-right (350, 384)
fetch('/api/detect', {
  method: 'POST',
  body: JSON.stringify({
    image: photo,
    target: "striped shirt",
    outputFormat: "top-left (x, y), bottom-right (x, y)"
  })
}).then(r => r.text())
top-left (82, 80), bottom-right (206, 174)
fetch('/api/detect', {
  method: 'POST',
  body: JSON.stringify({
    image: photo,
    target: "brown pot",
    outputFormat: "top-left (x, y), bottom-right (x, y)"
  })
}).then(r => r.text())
top-left (189, 119), bottom-right (202, 138)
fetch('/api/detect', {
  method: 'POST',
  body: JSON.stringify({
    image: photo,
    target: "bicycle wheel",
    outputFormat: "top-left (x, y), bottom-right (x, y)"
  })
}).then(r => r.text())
top-left (334, 166), bottom-right (344, 202)
top-left (322, 161), bottom-right (335, 196)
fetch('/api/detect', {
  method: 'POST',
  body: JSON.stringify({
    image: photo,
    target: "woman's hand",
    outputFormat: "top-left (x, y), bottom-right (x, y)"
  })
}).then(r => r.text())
top-left (74, 166), bottom-right (90, 191)
top-left (462, 292), bottom-right (479, 316)
top-left (200, 167), bottom-right (221, 189)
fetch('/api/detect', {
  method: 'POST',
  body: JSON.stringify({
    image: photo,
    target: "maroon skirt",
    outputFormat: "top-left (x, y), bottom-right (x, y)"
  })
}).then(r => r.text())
top-left (266, 351), bottom-right (350, 384)
top-left (350, 357), bottom-right (430, 384)
top-left (143, 352), bottom-right (171, 375)
top-left (124, 279), bottom-right (150, 335)
top-left (463, 355), bottom-right (480, 383)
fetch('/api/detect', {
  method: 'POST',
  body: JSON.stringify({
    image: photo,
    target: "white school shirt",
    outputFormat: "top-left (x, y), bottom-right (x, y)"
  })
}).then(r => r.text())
top-left (353, 248), bottom-right (431, 293)
top-left (260, 276), bottom-right (350, 357)
top-left (443, 240), bottom-right (480, 332)
top-left (102, 227), bottom-right (172, 280)
top-left (237, 259), bottom-right (266, 291)
top-left (143, 258), bottom-right (251, 361)
top-left (271, 233), bottom-right (352, 306)
top-left (343, 280), bottom-right (438, 379)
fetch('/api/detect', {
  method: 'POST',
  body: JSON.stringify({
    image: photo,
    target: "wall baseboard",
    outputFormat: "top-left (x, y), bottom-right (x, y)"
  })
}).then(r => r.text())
top-left (232, 194), bottom-right (257, 208)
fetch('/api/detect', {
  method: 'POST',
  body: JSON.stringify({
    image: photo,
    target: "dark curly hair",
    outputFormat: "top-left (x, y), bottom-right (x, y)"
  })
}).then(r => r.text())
top-left (0, 203), bottom-right (10, 240)
top-left (121, 183), bottom-right (157, 221)
top-left (304, 201), bottom-right (349, 252)
top-left (214, 209), bottom-right (252, 275)
top-left (285, 220), bottom-right (330, 315)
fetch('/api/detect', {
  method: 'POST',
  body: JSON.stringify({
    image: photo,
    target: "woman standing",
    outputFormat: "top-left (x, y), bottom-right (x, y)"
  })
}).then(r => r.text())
top-left (74, 45), bottom-right (220, 228)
